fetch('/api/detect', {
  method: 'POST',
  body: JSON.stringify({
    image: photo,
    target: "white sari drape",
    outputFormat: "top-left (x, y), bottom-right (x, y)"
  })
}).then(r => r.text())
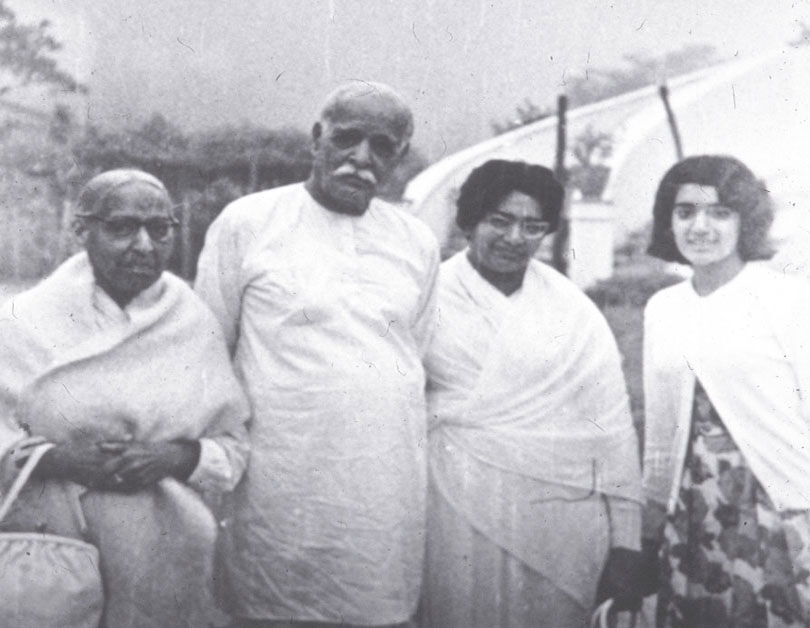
top-left (428, 252), bottom-right (640, 497)
top-left (425, 252), bottom-right (641, 610)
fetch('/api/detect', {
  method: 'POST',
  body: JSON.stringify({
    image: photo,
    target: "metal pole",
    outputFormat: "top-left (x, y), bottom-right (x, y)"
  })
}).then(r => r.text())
top-left (659, 84), bottom-right (684, 160)
top-left (179, 196), bottom-right (193, 279)
top-left (551, 94), bottom-right (569, 275)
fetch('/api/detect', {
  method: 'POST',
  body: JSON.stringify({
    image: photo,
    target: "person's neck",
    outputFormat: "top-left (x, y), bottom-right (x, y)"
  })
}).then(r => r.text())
top-left (92, 271), bottom-right (134, 309)
top-left (304, 179), bottom-right (368, 216)
top-left (467, 250), bottom-right (526, 296)
top-left (98, 284), bottom-right (134, 309)
top-left (691, 255), bottom-right (745, 296)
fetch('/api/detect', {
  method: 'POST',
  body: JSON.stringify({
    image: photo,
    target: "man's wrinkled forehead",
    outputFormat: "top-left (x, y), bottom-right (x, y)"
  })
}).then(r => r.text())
top-left (320, 90), bottom-right (413, 141)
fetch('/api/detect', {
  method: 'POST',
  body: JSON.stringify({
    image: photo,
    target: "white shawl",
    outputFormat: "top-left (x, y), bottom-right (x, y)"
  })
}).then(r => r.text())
top-left (643, 263), bottom-right (810, 513)
top-left (0, 252), bottom-right (250, 627)
top-left (427, 252), bottom-right (641, 500)
top-left (0, 253), bottom-right (249, 455)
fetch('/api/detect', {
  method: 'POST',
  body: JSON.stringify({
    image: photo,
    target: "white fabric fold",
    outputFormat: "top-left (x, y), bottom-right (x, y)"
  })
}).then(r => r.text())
top-left (643, 262), bottom-right (810, 512)
top-left (427, 252), bottom-right (641, 499)
top-left (425, 252), bottom-right (641, 604)
top-left (0, 253), bottom-right (250, 488)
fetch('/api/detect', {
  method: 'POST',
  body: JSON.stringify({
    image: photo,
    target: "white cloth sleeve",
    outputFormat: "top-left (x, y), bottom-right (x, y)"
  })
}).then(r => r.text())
top-left (194, 209), bottom-right (245, 353)
top-left (606, 495), bottom-right (641, 550)
top-left (641, 296), bottom-right (680, 509)
top-left (411, 240), bottom-right (440, 357)
top-left (187, 436), bottom-right (246, 493)
top-left (770, 278), bottom-right (810, 429)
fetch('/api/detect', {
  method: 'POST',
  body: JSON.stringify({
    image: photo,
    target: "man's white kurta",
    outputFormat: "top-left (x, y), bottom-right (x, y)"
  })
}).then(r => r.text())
top-left (195, 183), bottom-right (439, 624)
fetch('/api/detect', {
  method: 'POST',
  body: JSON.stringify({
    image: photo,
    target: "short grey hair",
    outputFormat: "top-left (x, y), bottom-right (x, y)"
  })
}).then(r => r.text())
top-left (77, 169), bottom-right (169, 218)
top-left (319, 81), bottom-right (414, 143)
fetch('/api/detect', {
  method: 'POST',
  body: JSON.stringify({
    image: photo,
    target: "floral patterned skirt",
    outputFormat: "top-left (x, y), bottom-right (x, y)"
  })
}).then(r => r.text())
top-left (658, 381), bottom-right (810, 628)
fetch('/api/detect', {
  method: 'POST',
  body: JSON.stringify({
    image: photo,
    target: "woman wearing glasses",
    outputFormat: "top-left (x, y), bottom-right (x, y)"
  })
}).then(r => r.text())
top-left (0, 169), bottom-right (249, 626)
top-left (420, 160), bottom-right (643, 628)
top-left (642, 155), bottom-right (810, 627)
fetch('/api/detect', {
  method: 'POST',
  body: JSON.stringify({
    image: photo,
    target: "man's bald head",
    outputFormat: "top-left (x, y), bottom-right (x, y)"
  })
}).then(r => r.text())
top-left (319, 81), bottom-right (414, 143)
top-left (306, 81), bottom-right (414, 216)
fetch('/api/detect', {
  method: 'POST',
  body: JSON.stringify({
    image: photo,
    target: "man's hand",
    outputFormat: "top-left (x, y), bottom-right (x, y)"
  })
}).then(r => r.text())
top-left (98, 440), bottom-right (199, 491)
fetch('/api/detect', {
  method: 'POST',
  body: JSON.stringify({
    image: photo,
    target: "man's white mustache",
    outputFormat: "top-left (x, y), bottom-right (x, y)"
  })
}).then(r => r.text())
top-left (334, 165), bottom-right (377, 185)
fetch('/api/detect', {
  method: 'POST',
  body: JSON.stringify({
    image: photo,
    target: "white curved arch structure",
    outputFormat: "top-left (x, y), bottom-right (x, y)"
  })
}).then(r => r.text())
top-left (405, 46), bottom-right (810, 283)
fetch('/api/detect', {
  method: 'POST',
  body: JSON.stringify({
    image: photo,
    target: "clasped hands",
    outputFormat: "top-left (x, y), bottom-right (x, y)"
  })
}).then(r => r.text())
top-left (36, 439), bottom-right (199, 492)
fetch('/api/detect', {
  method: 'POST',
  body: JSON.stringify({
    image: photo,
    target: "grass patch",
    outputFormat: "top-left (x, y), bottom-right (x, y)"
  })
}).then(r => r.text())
top-left (601, 303), bottom-right (645, 433)
top-left (588, 267), bottom-right (684, 449)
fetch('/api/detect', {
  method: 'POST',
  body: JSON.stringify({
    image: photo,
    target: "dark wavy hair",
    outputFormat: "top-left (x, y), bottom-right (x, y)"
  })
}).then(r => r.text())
top-left (648, 155), bottom-right (774, 263)
top-left (455, 159), bottom-right (564, 232)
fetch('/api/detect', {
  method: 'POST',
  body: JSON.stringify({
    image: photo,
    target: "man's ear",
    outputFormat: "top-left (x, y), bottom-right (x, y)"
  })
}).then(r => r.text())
top-left (310, 121), bottom-right (322, 154)
top-left (72, 217), bottom-right (89, 246)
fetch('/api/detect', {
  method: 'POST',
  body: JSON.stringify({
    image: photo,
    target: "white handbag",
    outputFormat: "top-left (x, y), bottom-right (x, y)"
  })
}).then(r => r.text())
top-left (0, 443), bottom-right (104, 628)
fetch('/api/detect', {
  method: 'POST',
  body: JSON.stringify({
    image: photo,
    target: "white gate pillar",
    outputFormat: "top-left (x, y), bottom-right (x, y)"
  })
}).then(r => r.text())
top-left (568, 200), bottom-right (614, 288)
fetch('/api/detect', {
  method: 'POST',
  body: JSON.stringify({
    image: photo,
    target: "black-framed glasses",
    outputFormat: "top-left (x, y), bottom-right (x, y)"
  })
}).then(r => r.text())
top-left (77, 214), bottom-right (179, 241)
top-left (483, 213), bottom-right (550, 240)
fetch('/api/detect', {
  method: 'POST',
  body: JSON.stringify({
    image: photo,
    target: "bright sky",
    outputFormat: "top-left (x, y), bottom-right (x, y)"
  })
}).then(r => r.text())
top-left (10, 0), bottom-right (810, 159)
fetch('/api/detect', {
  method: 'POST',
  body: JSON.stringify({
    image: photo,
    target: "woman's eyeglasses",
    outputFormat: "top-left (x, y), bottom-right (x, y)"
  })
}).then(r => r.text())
top-left (484, 213), bottom-right (550, 240)
top-left (77, 215), bottom-right (179, 241)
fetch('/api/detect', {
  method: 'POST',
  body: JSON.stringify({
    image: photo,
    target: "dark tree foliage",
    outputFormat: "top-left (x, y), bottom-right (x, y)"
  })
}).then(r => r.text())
top-left (494, 44), bottom-right (721, 135)
top-left (569, 125), bottom-right (613, 199)
top-left (73, 116), bottom-right (312, 191)
top-left (0, 2), bottom-right (433, 279)
top-left (491, 98), bottom-right (554, 135)
top-left (68, 115), bottom-right (428, 278)
top-left (0, 0), bottom-right (86, 96)
top-left (491, 44), bottom-right (722, 200)
top-left (565, 44), bottom-right (720, 108)
top-left (70, 116), bottom-right (315, 277)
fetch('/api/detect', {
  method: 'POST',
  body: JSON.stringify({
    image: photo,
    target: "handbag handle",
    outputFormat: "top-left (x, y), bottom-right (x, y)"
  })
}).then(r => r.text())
top-left (591, 599), bottom-right (614, 628)
top-left (0, 442), bottom-right (55, 522)
top-left (590, 599), bottom-right (640, 628)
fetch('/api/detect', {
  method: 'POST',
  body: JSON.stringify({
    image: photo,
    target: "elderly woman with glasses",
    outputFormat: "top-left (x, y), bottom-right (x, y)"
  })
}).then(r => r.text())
top-left (0, 169), bottom-right (250, 627)
top-left (420, 159), bottom-right (643, 628)
top-left (642, 155), bottom-right (810, 627)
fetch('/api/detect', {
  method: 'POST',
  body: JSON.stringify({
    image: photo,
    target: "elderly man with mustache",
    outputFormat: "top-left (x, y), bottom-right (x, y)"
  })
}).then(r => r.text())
top-left (195, 82), bottom-right (440, 628)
